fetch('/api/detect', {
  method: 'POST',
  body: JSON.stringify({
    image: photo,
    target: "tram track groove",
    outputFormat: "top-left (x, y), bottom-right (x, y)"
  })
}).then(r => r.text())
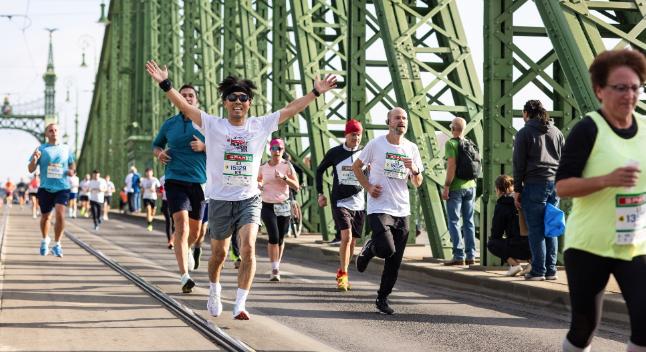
top-left (64, 229), bottom-right (254, 352)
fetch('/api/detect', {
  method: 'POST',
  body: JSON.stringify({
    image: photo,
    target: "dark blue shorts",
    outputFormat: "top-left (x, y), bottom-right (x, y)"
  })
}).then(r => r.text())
top-left (69, 192), bottom-right (77, 200)
top-left (164, 180), bottom-right (205, 220)
top-left (202, 202), bottom-right (209, 223)
top-left (38, 189), bottom-right (70, 214)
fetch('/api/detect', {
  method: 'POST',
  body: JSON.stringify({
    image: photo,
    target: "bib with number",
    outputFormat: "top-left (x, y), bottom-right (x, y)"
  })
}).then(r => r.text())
top-left (615, 192), bottom-right (646, 245)
top-left (47, 163), bottom-right (64, 179)
top-left (273, 201), bottom-right (291, 217)
top-left (223, 152), bottom-right (253, 186)
top-left (384, 152), bottom-right (408, 179)
top-left (339, 165), bottom-right (360, 186)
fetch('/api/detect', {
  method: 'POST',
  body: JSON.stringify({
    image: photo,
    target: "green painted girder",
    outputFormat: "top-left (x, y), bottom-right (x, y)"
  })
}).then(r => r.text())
top-left (374, 0), bottom-right (484, 259)
top-left (290, 0), bottom-right (350, 240)
top-left (183, 0), bottom-right (222, 114)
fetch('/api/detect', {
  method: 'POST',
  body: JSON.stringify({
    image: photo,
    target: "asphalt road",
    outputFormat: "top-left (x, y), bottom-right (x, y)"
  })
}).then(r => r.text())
top-left (65, 214), bottom-right (630, 352)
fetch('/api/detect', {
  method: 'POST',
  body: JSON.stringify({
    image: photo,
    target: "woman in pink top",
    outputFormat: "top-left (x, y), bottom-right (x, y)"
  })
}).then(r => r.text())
top-left (258, 138), bottom-right (299, 281)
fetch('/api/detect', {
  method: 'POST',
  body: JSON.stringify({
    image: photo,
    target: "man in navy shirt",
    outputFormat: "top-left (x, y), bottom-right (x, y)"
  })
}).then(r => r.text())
top-left (152, 84), bottom-right (206, 293)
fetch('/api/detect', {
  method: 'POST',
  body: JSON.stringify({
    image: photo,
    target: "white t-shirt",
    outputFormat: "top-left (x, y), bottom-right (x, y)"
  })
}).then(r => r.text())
top-left (88, 178), bottom-right (107, 203)
top-left (79, 179), bottom-right (90, 196)
top-left (195, 110), bottom-right (280, 201)
top-left (68, 175), bottom-right (80, 193)
top-left (358, 135), bottom-right (424, 217)
top-left (106, 181), bottom-right (115, 195)
top-left (141, 177), bottom-right (160, 200)
top-left (124, 173), bottom-right (133, 193)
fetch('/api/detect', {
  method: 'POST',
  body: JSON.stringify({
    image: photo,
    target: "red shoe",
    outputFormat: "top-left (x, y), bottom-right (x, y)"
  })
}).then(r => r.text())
top-left (233, 310), bottom-right (250, 320)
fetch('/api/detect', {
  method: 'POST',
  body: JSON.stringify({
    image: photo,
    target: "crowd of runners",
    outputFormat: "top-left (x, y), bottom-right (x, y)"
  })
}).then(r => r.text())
top-left (15, 48), bottom-right (645, 351)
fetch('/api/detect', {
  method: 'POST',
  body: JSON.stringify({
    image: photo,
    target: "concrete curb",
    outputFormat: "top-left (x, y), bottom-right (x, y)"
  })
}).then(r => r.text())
top-left (110, 211), bottom-right (628, 324)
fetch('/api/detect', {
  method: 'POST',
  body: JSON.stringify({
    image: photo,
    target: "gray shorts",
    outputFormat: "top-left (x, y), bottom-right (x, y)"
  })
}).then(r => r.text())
top-left (208, 195), bottom-right (262, 240)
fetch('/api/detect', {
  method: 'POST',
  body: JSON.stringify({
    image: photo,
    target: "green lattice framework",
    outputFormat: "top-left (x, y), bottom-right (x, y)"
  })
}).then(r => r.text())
top-left (481, 0), bottom-right (646, 264)
top-left (79, 1), bottom-right (646, 261)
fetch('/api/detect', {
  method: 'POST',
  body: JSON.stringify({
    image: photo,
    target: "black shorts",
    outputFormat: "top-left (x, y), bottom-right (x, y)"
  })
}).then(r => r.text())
top-left (143, 198), bottom-right (157, 208)
top-left (79, 195), bottom-right (89, 202)
top-left (164, 180), bottom-right (205, 220)
top-left (104, 196), bottom-right (112, 205)
top-left (37, 189), bottom-right (70, 214)
top-left (28, 192), bottom-right (38, 198)
top-left (332, 206), bottom-right (365, 238)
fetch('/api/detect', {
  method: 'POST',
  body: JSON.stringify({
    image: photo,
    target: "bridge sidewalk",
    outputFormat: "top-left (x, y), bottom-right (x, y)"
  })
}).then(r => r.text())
top-left (0, 208), bottom-right (217, 352)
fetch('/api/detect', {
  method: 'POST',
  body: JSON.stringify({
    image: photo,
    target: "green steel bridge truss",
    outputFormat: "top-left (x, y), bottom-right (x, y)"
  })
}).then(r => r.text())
top-left (77, 0), bottom-right (646, 263)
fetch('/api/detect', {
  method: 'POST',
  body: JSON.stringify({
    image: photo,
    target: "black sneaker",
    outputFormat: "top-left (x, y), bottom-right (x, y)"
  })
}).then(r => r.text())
top-left (375, 297), bottom-right (394, 315)
top-left (356, 239), bottom-right (375, 273)
top-left (193, 247), bottom-right (202, 270)
top-left (182, 278), bottom-right (195, 293)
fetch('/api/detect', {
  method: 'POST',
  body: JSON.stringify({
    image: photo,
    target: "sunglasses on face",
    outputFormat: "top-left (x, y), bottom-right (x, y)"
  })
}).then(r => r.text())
top-left (226, 93), bottom-right (250, 102)
top-left (270, 146), bottom-right (283, 151)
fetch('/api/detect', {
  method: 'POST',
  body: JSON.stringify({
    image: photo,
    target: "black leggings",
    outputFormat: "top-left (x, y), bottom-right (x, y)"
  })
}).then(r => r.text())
top-left (260, 202), bottom-right (290, 245)
top-left (564, 248), bottom-right (646, 347)
top-left (161, 200), bottom-right (174, 242)
top-left (90, 201), bottom-right (103, 227)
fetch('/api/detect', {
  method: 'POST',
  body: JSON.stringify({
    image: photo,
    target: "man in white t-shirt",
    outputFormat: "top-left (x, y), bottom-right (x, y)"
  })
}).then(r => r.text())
top-left (88, 170), bottom-right (107, 231)
top-left (67, 170), bottom-right (80, 218)
top-left (352, 107), bottom-right (424, 315)
top-left (141, 168), bottom-right (161, 232)
top-left (146, 59), bottom-right (336, 320)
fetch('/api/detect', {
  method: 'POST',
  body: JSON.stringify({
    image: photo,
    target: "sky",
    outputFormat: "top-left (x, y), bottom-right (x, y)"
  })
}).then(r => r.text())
top-left (1, 0), bottom-right (106, 184)
top-left (0, 0), bottom-right (553, 184)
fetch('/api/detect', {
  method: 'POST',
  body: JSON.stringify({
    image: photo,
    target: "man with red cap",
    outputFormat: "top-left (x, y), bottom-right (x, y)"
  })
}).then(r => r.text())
top-left (316, 118), bottom-right (366, 291)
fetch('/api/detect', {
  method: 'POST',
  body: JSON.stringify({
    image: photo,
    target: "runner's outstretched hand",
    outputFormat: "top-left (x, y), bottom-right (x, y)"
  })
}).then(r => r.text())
top-left (145, 60), bottom-right (168, 83)
top-left (313, 74), bottom-right (337, 94)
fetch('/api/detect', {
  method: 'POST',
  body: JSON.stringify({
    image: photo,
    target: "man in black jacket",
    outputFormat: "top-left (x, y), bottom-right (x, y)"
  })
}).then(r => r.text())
top-left (316, 119), bottom-right (365, 291)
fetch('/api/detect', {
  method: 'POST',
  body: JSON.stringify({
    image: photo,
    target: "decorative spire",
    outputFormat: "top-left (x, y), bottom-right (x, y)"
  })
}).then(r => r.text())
top-left (43, 28), bottom-right (58, 122)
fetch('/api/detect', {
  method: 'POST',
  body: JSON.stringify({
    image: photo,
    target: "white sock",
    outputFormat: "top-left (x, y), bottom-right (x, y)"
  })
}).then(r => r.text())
top-left (180, 273), bottom-right (191, 284)
top-left (55, 241), bottom-right (61, 246)
top-left (210, 282), bottom-right (222, 294)
top-left (271, 261), bottom-right (279, 271)
top-left (42, 236), bottom-right (50, 243)
top-left (562, 337), bottom-right (591, 352)
top-left (234, 288), bottom-right (249, 309)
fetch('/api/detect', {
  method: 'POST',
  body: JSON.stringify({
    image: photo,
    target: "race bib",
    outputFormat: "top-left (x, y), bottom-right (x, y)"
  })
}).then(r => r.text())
top-left (47, 163), bottom-right (64, 179)
top-left (274, 201), bottom-right (291, 217)
top-left (339, 165), bottom-right (360, 186)
top-left (615, 193), bottom-right (646, 245)
top-left (223, 152), bottom-right (253, 186)
top-left (384, 152), bottom-right (408, 179)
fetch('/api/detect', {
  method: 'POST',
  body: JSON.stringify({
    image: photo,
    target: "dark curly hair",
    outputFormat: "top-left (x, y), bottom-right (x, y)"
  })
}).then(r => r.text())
top-left (589, 49), bottom-right (646, 92)
top-left (217, 75), bottom-right (257, 100)
top-left (523, 99), bottom-right (549, 126)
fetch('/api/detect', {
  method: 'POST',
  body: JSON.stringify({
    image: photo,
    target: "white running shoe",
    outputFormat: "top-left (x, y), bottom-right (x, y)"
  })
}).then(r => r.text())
top-left (504, 265), bottom-right (523, 277)
top-left (519, 263), bottom-right (532, 276)
top-left (207, 289), bottom-right (223, 317)
top-left (187, 249), bottom-right (195, 272)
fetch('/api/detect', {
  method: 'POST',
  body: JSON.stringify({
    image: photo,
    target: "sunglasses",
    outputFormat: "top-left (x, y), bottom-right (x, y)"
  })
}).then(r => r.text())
top-left (270, 146), bottom-right (283, 151)
top-left (225, 93), bottom-right (250, 102)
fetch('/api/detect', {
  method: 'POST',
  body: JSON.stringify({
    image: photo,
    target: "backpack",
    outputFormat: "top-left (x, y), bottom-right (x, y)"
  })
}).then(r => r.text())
top-left (454, 138), bottom-right (481, 180)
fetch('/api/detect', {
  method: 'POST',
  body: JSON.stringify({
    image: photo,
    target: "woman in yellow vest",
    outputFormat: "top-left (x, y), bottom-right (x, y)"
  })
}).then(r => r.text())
top-left (556, 49), bottom-right (646, 352)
